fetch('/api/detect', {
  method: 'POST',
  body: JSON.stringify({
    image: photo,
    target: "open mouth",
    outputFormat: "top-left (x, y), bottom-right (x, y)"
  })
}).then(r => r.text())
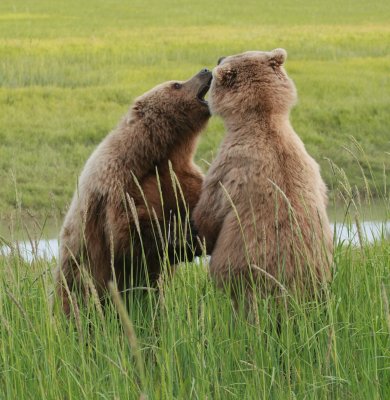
top-left (196, 77), bottom-right (212, 105)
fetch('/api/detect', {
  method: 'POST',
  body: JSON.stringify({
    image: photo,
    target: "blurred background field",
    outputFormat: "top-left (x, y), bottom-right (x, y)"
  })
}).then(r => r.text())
top-left (0, 0), bottom-right (389, 221)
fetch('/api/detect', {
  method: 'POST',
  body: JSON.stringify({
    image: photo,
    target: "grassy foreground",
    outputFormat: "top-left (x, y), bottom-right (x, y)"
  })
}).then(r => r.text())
top-left (1, 232), bottom-right (390, 399)
top-left (0, 0), bottom-right (389, 218)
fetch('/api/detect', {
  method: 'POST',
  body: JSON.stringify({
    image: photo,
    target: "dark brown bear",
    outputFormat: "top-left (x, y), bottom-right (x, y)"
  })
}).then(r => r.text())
top-left (193, 50), bottom-right (333, 300)
top-left (55, 69), bottom-right (212, 315)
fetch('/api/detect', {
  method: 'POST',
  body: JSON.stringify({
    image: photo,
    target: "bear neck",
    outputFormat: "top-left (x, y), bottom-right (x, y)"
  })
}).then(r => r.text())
top-left (168, 135), bottom-right (198, 167)
top-left (127, 114), bottom-right (199, 169)
top-left (223, 111), bottom-right (291, 138)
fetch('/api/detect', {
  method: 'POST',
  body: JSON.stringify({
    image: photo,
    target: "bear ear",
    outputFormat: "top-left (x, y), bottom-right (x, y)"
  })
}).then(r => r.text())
top-left (214, 65), bottom-right (237, 87)
top-left (269, 48), bottom-right (287, 67)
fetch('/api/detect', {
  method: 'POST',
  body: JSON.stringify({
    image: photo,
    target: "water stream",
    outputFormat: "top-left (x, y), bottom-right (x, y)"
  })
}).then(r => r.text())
top-left (1, 221), bottom-right (389, 263)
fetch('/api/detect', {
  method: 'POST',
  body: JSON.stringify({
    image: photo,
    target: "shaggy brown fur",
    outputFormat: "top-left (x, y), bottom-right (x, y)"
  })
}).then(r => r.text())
top-left (193, 49), bottom-right (333, 298)
top-left (56, 69), bottom-right (212, 315)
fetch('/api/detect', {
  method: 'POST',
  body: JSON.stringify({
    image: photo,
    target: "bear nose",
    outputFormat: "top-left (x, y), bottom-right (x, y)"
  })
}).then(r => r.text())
top-left (199, 68), bottom-right (210, 74)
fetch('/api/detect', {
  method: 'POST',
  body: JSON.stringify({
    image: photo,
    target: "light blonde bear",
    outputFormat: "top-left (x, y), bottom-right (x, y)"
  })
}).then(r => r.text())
top-left (194, 50), bottom-right (333, 299)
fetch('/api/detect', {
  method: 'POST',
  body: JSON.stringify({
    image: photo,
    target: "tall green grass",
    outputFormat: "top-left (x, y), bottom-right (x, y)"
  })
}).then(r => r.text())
top-left (1, 228), bottom-right (389, 399)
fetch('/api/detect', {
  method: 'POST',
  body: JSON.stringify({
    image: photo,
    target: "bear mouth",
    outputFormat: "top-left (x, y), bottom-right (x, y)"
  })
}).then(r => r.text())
top-left (196, 77), bottom-right (212, 105)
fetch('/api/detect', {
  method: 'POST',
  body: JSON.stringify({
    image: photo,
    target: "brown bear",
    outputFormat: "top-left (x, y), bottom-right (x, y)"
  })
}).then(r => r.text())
top-left (56, 68), bottom-right (212, 315)
top-left (193, 49), bottom-right (333, 299)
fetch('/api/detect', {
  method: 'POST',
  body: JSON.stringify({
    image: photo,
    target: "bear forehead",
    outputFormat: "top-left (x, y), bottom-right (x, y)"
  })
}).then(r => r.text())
top-left (221, 51), bottom-right (270, 65)
top-left (137, 81), bottom-right (183, 101)
top-left (146, 81), bottom-right (178, 93)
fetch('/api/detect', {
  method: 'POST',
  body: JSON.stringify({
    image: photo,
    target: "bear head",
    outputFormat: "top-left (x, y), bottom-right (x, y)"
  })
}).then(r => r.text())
top-left (209, 49), bottom-right (297, 119)
top-left (131, 69), bottom-right (212, 138)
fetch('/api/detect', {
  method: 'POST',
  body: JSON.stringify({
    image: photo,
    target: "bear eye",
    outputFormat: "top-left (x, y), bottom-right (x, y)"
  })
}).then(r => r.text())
top-left (173, 82), bottom-right (182, 90)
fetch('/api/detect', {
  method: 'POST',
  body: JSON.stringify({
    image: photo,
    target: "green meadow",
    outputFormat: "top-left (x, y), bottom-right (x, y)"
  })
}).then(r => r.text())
top-left (1, 1), bottom-right (390, 399)
top-left (0, 0), bottom-right (389, 219)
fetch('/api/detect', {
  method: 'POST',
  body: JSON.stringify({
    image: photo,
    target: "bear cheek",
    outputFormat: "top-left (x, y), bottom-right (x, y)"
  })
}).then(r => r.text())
top-left (207, 89), bottom-right (219, 114)
top-left (208, 91), bottom-right (227, 116)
